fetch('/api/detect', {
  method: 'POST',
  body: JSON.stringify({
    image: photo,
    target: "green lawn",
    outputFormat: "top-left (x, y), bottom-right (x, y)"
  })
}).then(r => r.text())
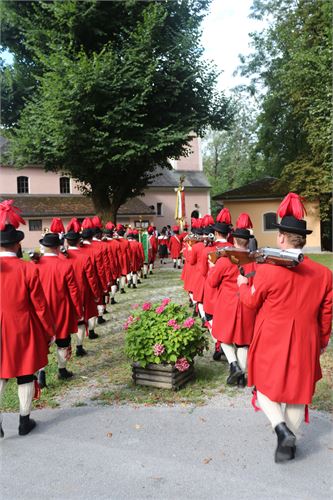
top-left (308, 253), bottom-right (333, 271)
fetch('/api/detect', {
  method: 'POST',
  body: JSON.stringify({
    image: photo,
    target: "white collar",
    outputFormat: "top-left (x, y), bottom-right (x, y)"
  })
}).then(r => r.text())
top-left (0, 251), bottom-right (17, 257)
top-left (82, 240), bottom-right (91, 245)
top-left (285, 248), bottom-right (303, 255)
top-left (68, 246), bottom-right (79, 250)
top-left (43, 253), bottom-right (58, 257)
top-left (216, 238), bottom-right (227, 243)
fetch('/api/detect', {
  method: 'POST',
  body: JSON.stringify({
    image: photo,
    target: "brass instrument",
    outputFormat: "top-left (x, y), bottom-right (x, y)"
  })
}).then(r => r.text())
top-left (208, 246), bottom-right (304, 269)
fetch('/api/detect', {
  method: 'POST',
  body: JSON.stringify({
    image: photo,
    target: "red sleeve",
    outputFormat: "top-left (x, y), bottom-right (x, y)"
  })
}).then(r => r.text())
top-left (95, 248), bottom-right (108, 291)
top-left (28, 267), bottom-right (56, 339)
top-left (207, 258), bottom-right (226, 288)
top-left (200, 249), bottom-right (209, 277)
top-left (238, 266), bottom-right (267, 309)
top-left (65, 265), bottom-right (83, 318)
top-left (84, 256), bottom-right (101, 300)
top-left (188, 245), bottom-right (197, 265)
top-left (318, 271), bottom-right (333, 348)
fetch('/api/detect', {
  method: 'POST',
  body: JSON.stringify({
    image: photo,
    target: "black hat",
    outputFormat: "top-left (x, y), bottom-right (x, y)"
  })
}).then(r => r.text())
top-left (0, 224), bottom-right (25, 245)
top-left (39, 232), bottom-right (61, 247)
top-left (231, 228), bottom-right (252, 240)
top-left (211, 222), bottom-right (230, 234)
top-left (81, 228), bottom-right (93, 239)
top-left (192, 228), bottom-right (204, 236)
top-left (64, 231), bottom-right (81, 241)
top-left (273, 216), bottom-right (312, 236)
top-left (203, 225), bottom-right (214, 235)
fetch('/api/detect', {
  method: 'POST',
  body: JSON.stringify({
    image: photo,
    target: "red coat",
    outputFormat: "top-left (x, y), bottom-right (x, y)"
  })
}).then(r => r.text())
top-left (128, 239), bottom-right (142, 273)
top-left (91, 240), bottom-right (111, 286)
top-left (105, 238), bottom-right (121, 281)
top-left (34, 255), bottom-right (83, 339)
top-left (202, 241), bottom-right (229, 315)
top-left (187, 242), bottom-right (205, 300)
top-left (0, 256), bottom-right (55, 378)
top-left (239, 257), bottom-right (333, 404)
top-left (62, 248), bottom-right (100, 321)
top-left (208, 257), bottom-right (256, 344)
top-left (169, 234), bottom-right (182, 259)
top-left (117, 237), bottom-right (131, 275)
top-left (80, 242), bottom-right (107, 292)
top-left (148, 234), bottom-right (158, 263)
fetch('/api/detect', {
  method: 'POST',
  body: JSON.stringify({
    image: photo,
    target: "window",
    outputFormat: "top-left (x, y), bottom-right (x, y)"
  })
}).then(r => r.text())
top-left (263, 212), bottom-right (277, 231)
top-left (17, 176), bottom-right (29, 194)
top-left (134, 220), bottom-right (149, 229)
top-left (60, 177), bottom-right (70, 194)
top-left (157, 202), bottom-right (163, 216)
top-left (29, 219), bottom-right (42, 231)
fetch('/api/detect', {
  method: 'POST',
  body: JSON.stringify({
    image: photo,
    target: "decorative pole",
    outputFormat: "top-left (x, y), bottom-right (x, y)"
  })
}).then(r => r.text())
top-left (174, 175), bottom-right (186, 231)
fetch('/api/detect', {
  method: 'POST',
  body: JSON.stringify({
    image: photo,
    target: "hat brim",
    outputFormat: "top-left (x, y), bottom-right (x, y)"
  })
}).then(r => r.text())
top-left (39, 238), bottom-right (61, 247)
top-left (272, 223), bottom-right (312, 235)
top-left (0, 230), bottom-right (25, 245)
top-left (211, 224), bottom-right (231, 233)
top-left (231, 231), bottom-right (252, 240)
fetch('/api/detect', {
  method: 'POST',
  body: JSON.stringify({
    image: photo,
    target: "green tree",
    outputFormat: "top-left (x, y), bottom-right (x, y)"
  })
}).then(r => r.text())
top-left (238, 0), bottom-right (332, 230)
top-left (2, 0), bottom-right (232, 221)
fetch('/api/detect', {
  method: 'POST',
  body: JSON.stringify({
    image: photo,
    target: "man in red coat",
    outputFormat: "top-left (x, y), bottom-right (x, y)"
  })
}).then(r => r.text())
top-left (237, 194), bottom-right (332, 463)
top-left (36, 233), bottom-right (83, 384)
top-left (208, 227), bottom-right (256, 387)
top-left (104, 223), bottom-right (121, 304)
top-left (169, 226), bottom-right (183, 269)
top-left (116, 224), bottom-right (131, 293)
top-left (63, 231), bottom-right (101, 356)
top-left (147, 226), bottom-right (158, 274)
top-left (0, 221), bottom-right (55, 437)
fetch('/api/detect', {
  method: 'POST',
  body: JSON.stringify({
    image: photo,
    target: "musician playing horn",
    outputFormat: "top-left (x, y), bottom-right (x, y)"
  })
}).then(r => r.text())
top-left (237, 193), bottom-right (332, 463)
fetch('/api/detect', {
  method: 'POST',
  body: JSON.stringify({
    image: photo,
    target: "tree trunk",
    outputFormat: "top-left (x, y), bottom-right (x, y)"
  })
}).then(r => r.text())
top-left (91, 185), bottom-right (120, 224)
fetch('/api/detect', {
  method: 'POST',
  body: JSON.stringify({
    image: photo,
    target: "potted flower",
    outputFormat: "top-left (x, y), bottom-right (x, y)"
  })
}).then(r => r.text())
top-left (124, 298), bottom-right (208, 390)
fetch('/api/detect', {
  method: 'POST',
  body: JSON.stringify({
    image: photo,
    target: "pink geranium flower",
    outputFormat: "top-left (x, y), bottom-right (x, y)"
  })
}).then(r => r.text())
top-left (123, 315), bottom-right (134, 330)
top-left (175, 357), bottom-right (190, 372)
top-left (153, 343), bottom-right (165, 356)
top-left (162, 298), bottom-right (171, 306)
top-left (142, 302), bottom-right (152, 311)
top-left (183, 317), bottom-right (195, 328)
top-left (131, 303), bottom-right (139, 309)
top-left (167, 319), bottom-right (177, 327)
top-left (155, 305), bottom-right (165, 314)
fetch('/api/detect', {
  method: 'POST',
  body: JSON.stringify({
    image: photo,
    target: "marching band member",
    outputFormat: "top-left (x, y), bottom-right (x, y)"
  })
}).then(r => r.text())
top-left (147, 225), bottom-right (158, 274)
top-left (116, 224), bottom-right (131, 293)
top-left (208, 227), bottom-right (256, 387)
top-left (237, 193), bottom-right (332, 462)
top-left (168, 225), bottom-right (183, 269)
top-left (0, 201), bottom-right (55, 437)
top-left (235, 213), bottom-right (258, 251)
top-left (158, 227), bottom-right (169, 264)
top-left (104, 222), bottom-right (121, 304)
top-left (35, 232), bottom-right (83, 385)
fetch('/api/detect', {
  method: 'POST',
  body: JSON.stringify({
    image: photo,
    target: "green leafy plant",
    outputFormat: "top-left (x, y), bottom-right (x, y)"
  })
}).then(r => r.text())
top-left (124, 299), bottom-right (208, 369)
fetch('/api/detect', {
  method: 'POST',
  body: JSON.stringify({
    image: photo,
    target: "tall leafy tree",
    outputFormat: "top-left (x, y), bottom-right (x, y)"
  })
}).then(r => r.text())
top-left (1, 0), bottom-right (232, 220)
top-left (238, 0), bottom-right (332, 235)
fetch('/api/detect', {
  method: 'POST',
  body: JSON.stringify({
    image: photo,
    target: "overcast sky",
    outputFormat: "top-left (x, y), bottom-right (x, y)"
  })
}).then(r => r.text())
top-left (201, 0), bottom-right (264, 93)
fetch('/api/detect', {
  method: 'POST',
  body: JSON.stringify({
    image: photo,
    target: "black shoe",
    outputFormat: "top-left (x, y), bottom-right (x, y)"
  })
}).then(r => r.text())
top-left (174, 262), bottom-right (176, 268)
top-left (97, 316), bottom-right (106, 324)
top-left (189, 301), bottom-right (194, 308)
top-left (178, 266), bottom-right (181, 269)
top-left (88, 330), bottom-right (99, 339)
top-left (237, 374), bottom-right (246, 388)
top-left (18, 415), bottom-right (36, 436)
top-left (213, 350), bottom-right (222, 361)
top-left (58, 368), bottom-right (74, 380)
top-left (133, 284), bottom-right (137, 289)
top-left (76, 345), bottom-right (88, 357)
top-left (137, 279), bottom-right (141, 284)
top-left (127, 283), bottom-right (132, 288)
top-left (226, 361), bottom-right (243, 385)
top-left (103, 309), bottom-right (109, 315)
top-left (193, 309), bottom-right (198, 317)
top-left (274, 423), bottom-right (296, 463)
top-left (144, 275), bottom-right (147, 279)
top-left (111, 298), bottom-right (117, 305)
top-left (149, 271), bottom-right (153, 275)
top-left (120, 289), bottom-right (126, 294)
top-left (0, 423), bottom-right (4, 438)
top-left (38, 370), bottom-right (47, 389)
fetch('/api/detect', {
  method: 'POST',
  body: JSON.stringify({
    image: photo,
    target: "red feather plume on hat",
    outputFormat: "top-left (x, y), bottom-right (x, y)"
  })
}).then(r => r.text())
top-left (277, 193), bottom-right (307, 220)
top-left (236, 213), bottom-right (253, 229)
top-left (81, 217), bottom-right (94, 229)
top-left (216, 208), bottom-right (231, 224)
top-left (148, 225), bottom-right (154, 233)
top-left (66, 217), bottom-right (81, 233)
top-left (0, 199), bottom-right (26, 230)
top-left (92, 215), bottom-right (102, 228)
top-left (202, 214), bottom-right (214, 227)
top-left (172, 225), bottom-right (180, 232)
top-left (105, 221), bottom-right (115, 230)
top-left (132, 229), bottom-right (139, 236)
top-left (116, 223), bottom-right (124, 232)
top-left (50, 217), bottom-right (65, 233)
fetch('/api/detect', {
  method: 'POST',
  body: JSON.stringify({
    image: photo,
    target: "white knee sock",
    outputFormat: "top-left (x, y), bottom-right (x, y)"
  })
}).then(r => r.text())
top-left (18, 382), bottom-right (34, 416)
top-left (111, 285), bottom-right (117, 298)
top-left (97, 305), bottom-right (104, 316)
top-left (284, 404), bottom-right (305, 434)
top-left (127, 273), bottom-right (132, 282)
top-left (173, 259), bottom-right (176, 264)
top-left (221, 343), bottom-right (237, 364)
top-left (149, 264), bottom-right (153, 272)
top-left (76, 324), bottom-right (85, 346)
top-left (120, 276), bottom-right (126, 289)
top-left (197, 303), bottom-right (205, 319)
top-left (236, 347), bottom-right (248, 373)
top-left (88, 317), bottom-right (96, 331)
top-left (177, 258), bottom-right (181, 267)
top-left (132, 274), bottom-right (138, 285)
top-left (143, 264), bottom-right (148, 276)
top-left (257, 390), bottom-right (284, 429)
top-left (57, 348), bottom-right (67, 369)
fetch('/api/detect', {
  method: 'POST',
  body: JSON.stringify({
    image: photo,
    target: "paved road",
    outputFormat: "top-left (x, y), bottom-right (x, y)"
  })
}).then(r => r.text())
top-left (1, 403), bottom-right (332, 499)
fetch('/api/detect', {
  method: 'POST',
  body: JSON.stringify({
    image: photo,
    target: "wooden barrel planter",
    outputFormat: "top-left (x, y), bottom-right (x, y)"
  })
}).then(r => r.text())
top-left (132, 362), bottom-right (195, 390)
